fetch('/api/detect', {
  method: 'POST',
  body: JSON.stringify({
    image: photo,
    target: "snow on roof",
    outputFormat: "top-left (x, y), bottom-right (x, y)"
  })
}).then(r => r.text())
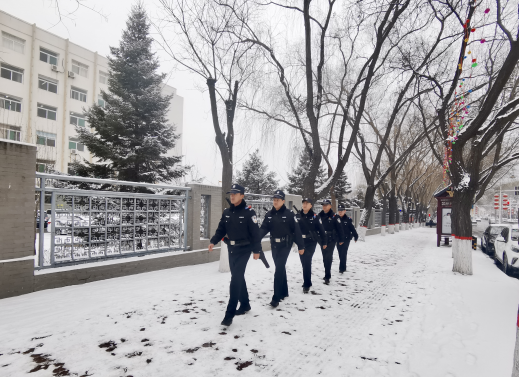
top-left (0, 138), bottom-right (37, 148)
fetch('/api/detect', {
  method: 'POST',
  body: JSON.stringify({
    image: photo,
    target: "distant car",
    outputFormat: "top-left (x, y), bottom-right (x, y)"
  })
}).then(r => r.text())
top-left (481, 225), bottom-right (507, 255)
top-left (476, 217), bottom-right (482, 222)
top-left (493, 224), bottom-right (519, 276)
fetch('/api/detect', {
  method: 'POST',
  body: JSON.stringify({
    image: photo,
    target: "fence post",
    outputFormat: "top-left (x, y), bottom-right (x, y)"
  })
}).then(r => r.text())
top-left (183, 189), bottom-right (189, 251)
top-left (38, 178), bottom-right (45, 268)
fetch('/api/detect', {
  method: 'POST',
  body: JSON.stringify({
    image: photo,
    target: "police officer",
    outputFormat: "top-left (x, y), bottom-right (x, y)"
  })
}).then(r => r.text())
top-left (259, 190), bottom-right (304, 307)
top-left (318, 199), bottom-right (345, 284)
top-left (295, 198), bottom-right (327, 293)
top-left (208, 184), bottom-right (262, 327)
top-left (336, 203), bottom-right (358, 273)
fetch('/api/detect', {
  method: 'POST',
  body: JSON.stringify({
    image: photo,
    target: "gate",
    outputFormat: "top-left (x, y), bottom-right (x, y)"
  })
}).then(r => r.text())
top-left (35, 173), bottom-right (190, 269)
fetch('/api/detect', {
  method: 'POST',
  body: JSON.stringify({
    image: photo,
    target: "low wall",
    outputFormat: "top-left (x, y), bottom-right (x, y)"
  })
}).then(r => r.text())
top-left (0, 140), bottom-right (37, 299)
top-left (34, 248), bottom-right (220, 292)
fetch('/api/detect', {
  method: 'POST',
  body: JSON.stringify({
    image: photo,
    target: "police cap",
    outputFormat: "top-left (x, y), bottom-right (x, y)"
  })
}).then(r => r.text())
top-left (272, 190), bottom-right (285, 200)
top-left (226, 184), bottom-right (245, 194)
top-left (321, 199), bottom-right (332, 205)
top-left (302, 197), bottom-right (314, 205)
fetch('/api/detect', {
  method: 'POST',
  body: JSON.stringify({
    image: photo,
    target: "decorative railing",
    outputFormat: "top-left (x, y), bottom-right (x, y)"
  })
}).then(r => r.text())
top-left (35, 173), bottom-right (190, 269)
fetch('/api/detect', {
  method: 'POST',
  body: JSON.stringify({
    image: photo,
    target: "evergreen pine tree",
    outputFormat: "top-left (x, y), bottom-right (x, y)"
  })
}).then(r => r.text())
top-left (73, 3), bottom-right (187, 185)
top-left (235, 149), bottom-right (278, 194)
top-left (284, 150), bottom-right (327, 196)
top-left (333, 170), bottom-right (352, 201)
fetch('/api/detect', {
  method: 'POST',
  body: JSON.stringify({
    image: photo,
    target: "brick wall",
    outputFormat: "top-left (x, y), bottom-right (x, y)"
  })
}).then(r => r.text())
top-left (0, 140), bottom-right (37, 298)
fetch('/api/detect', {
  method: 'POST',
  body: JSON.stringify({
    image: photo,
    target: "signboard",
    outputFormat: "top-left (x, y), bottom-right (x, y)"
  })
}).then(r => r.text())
top-left (435, 187), bottom-right (453, 247)
top-left (441, 208), bottom-right (452, 234)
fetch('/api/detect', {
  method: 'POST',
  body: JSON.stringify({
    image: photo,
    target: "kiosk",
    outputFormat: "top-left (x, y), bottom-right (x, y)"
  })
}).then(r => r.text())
top-left (434, 186), bottom-right (453, 247)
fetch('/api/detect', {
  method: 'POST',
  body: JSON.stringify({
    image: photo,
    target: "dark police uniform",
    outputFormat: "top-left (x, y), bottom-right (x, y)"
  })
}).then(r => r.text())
top-left (295, 198), bottom-right (327, 291)
top-left (318, 200), bottom-right (345, 282)
top-left (210, 184), bottom-right (262, 324)
top-left (337, 204), bottom-right (358, 273)
top-left (259, 190), bottom-right (304, 306)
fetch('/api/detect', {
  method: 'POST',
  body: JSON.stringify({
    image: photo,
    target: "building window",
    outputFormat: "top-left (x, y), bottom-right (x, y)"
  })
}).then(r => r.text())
top-left (70, 113), bottom-right (86, 127)
top-left (69, 139), bottom-right (84, 151)
top-left (38, 76), bottom-right (58, 94)
top-left (39, 47), bottom-right (58, 65)
top-left (2, 32), bottom-right (25, 54)
top-left (70, 86), bottom-right (87, 102)
top-left (98, 95), bottom-right (106, 108)
top-left (71, 60), bottom-right (88, 77)
top-left (36, 161), bottom-right (54, 173)
top-left (99, 71), bottom-right (108, 84)
top-left (0, 126), bottom-right (21, 141)
top-left (37, 104), bottom-right (57, 121)
top-left (0, 63), bottom-right (23, 83)
top-left (36, 131), bottom-right (56, 147)
top-left (0, 94), bottom-right (21, 112)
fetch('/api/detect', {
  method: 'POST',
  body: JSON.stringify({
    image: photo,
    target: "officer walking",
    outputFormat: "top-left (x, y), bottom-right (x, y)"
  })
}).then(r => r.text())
top-left (208, 184), bottom-right (262, 327)
top-left (295, 198), bottom-right (327, 293)
top-left (336, 203), bottom-right (358, 273)
top-left (259, 190), bottom-right (304, 307)
top-left (318, 199), bottom-right (345, 284)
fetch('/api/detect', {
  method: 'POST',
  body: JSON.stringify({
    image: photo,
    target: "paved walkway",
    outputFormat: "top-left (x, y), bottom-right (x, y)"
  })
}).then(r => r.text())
top-left (0, 228), bottom-right (517, 376)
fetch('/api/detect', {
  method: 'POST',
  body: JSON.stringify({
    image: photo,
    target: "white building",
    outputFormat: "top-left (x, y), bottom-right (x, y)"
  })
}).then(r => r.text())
top-left (0, 10), bottom-right (183, 174)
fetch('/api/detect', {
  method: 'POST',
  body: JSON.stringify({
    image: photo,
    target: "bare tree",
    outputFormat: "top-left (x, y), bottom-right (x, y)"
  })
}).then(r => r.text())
top-left (222, 0), bottom-right (427, 205)
top-left (155, 0), bottom-right (258, 210)
top-left (416, 0), bottom-right (518, 275)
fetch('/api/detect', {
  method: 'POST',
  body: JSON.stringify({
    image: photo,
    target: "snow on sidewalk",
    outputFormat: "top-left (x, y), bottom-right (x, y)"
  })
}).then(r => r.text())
top-left (0, 228), bottom-right (517, 376)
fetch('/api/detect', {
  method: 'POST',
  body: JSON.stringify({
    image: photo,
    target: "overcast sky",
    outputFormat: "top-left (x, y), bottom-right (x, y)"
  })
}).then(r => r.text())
top-left (1, 0), bottom-right (364, 189)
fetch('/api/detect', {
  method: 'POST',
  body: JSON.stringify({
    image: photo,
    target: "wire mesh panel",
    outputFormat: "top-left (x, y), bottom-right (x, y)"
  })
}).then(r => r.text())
top-left (35, 174), bottom-right (189, 269)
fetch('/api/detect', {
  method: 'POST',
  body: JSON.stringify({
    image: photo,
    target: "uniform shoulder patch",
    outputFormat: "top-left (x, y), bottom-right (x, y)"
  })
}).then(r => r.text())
top-left (319, 218), bottom-right (322, 224)
top-left (337, 217), bottom-right (341, 223)
top-left (294, 216), bottom-right (298, 223)
top-left (252, 215), bottom-right (257, 224)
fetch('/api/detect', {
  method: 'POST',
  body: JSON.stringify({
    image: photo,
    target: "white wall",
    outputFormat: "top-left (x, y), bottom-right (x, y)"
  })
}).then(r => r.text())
top-left (0, 10), bottom-right (183, 174)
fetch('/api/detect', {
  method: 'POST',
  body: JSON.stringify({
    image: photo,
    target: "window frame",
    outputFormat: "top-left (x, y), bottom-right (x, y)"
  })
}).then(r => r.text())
top-left (98, 94), bottom-right (106, 108)
top-left (39, 47), bottom-right (58, 65)
top-left (0, 63), bottom-right (24, 83)
top-left (37, 104), bottom-right (57, 121)
top-left (38, 76), bottom-right (58, 94)
top-left (0, 126), bottom-right (21, 141)
top-left (36, 131), bottom-right (57, 147)
top-left (68, 139), bottom-right (85, 152)
top-left (70, 86), bottom-right (87, 102)
top-left (0, 94), bottom-right (22, 112)
top-left (2, 32), bottom-right (25, 54)
top-left (71, 60), bottom-right (88, 77)
top-left (99, 71), bottom-right (108, 84)
top-left (70, 113), bottom-right (86, 127)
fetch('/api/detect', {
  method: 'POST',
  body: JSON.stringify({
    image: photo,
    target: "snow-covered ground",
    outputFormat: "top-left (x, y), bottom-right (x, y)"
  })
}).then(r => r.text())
top-left (0, 228), bottom-right (518, 376)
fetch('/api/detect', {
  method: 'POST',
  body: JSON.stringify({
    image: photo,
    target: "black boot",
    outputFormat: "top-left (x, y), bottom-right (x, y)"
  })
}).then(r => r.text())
top-left (303, 287), bottom-right (310, 294)
top-left (270, 299), bottom-right (279, 308)
top-left (221, 317), bottom-right (233, 326)
top-left (324, 278), bottom-right (330, 285)
top-left (235, 304), bottom-right (251, 316)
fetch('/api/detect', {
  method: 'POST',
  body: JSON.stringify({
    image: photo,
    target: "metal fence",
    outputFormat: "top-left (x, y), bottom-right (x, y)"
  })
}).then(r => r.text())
top-left (374, 209), bottom-right (382, 227)
top-left (35, 173), bottom-right (190, 269)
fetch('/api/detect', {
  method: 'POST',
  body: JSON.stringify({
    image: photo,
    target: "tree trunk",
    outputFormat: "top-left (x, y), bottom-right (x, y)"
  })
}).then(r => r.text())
top-left (381, 195), bottom-right (387, 235)
top-left (389, 189), bottom-right (397, 234)
top-left (451, 188), bottom-right (474, 275)
top-left (357, 185), bottom-right (376, 241)
top-left (221, 160), bottom-right (233, 211)
top-left (219, 242), bottom-right (230, 273)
